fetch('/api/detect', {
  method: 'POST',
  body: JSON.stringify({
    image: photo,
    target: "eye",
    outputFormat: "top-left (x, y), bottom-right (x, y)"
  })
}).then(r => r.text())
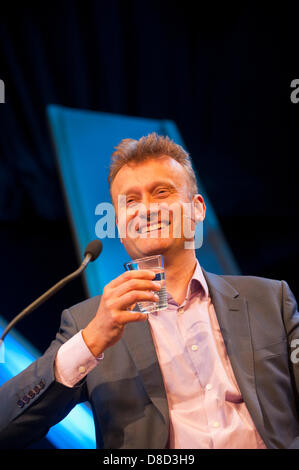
top-left (126, 197), bottom-right (139, 207)
top-left (155, 188), bottom-right (170, 197)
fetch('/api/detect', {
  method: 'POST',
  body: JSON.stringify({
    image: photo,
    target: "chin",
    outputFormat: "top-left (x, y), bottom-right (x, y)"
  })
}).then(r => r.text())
top-left (125, 237), bottom-right (173, 259)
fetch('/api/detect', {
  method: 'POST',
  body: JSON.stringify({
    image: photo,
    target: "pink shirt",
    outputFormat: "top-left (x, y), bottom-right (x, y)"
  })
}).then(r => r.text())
top-left (147, 261), bottom-right (266, 449)
top-left (55, 261), bottom-right (266, 449)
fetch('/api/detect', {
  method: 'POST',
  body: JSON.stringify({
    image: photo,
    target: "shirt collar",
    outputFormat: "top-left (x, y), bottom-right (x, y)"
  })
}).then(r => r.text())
top-left (167, 259), bottom-right (209, 305)
top-left (188, 259), bottom-right (209, 299)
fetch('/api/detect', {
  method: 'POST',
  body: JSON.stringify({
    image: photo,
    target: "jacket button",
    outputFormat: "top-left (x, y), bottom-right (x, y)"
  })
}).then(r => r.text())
top-left (27, 390), bottom-right (35, 399)
top-left (39, 380), bottom-right (45, 389)
top-left (17, 399), bottom-right (24, 408)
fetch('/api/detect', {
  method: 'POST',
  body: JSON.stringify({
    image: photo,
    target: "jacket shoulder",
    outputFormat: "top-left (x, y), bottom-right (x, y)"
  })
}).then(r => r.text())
top-left (219, 273), bottom-right (282, 297)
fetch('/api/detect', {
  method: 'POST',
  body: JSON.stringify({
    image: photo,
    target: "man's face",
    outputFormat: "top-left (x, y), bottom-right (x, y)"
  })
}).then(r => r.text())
top-left (110, 155), bottom-right (206, 262)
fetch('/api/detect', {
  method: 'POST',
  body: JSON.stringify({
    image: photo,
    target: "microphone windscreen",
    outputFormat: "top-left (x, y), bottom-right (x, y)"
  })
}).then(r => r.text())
top-left (84, 240), bottom-right (103, 261)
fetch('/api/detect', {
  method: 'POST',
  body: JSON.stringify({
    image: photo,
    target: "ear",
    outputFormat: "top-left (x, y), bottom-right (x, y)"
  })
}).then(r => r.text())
top-left (192, 194), bottom-right (206, 223)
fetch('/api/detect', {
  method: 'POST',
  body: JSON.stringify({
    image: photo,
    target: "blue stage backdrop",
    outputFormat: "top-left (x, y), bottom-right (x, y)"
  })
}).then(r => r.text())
top-left (0, 106), bottom-right (240, 449)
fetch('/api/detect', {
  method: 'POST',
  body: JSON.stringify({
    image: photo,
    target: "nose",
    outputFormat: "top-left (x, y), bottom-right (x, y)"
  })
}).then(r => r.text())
top-left (137, 201), bottom-right (155, 222)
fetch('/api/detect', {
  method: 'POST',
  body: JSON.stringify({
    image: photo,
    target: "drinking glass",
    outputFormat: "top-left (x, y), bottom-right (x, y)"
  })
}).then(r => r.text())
top-left (124, 254), bottom-right (168, 313)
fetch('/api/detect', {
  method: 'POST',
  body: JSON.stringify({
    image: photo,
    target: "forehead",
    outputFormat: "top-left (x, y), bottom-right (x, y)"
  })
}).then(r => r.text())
top-left (110, 155), bottom-right (189, 199)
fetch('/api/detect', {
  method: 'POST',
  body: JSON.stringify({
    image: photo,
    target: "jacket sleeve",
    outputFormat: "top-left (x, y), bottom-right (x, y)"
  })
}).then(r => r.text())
top-left (0, 307), bottom-right (88, 448)
top-left (281, 280), bottom-right (299, 449)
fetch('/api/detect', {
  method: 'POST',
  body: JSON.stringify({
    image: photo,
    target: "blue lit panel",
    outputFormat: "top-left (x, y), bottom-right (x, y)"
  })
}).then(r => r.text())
top-left (0, 317), bottom-right (96, 449)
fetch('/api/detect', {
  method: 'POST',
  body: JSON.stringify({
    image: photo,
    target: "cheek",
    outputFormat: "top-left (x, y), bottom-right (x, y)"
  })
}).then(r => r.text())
top-left (172, 202), bottom-right (196, 239)
top-left (117, 211), bottom-right (138, 240)
top-left (116, 212), bottom-right (126, 237)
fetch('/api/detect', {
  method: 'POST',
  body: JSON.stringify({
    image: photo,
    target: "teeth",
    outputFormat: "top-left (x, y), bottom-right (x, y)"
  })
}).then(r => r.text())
top-left (140, 222), bottom-right (168, 234)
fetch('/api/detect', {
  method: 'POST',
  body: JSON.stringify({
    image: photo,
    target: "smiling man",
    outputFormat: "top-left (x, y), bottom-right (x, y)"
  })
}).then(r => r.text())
top-left (110, 145), bottom-right (206, 305)
top-left (1, 133), bottom-right (299, 449)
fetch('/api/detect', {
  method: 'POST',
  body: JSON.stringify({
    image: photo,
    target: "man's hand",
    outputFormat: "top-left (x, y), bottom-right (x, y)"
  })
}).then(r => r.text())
top-left (82, 270), bottom-right (160, 357)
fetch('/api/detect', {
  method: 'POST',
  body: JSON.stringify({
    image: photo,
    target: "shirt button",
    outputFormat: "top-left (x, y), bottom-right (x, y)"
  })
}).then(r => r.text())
top-left (177, 307), bottom-right (184, 314)
top-left (191, 345), bottom-right (198, 351)
top-left (206, 383), bottom-right (212, 391)
top-left (78, 366), bottom-right (86, 374)
top-left (212, 421), bottom-right (220, 428)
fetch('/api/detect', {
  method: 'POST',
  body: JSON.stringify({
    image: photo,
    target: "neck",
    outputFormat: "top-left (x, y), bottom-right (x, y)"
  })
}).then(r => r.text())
top-left (163, 249), bottom-right (197, 305)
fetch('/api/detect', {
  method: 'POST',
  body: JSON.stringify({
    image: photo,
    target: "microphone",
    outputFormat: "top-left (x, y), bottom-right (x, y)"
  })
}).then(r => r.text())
top-left (0, 240), bottom-right (103, 343)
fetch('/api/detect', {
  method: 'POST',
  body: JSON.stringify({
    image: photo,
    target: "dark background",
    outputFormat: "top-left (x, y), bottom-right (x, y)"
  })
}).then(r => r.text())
top-left (0, 1), bottom-right (298, 361)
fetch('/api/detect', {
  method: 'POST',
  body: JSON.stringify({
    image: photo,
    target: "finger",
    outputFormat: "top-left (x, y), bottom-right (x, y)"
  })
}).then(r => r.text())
top-left (116, 290), bottom-right (159, 310)
top-left (116, 310), bottom-right (149, 325)
top-left (107, 269), bottom-right (156, 289)
top-left (112, 278), bottom-right (161, 298)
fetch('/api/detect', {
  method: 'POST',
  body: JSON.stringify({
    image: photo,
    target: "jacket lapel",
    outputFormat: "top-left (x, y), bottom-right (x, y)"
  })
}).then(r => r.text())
top-left (202, 269), bottom-right (266, 442)
top-left (122, 318), bottom-right (169, 430)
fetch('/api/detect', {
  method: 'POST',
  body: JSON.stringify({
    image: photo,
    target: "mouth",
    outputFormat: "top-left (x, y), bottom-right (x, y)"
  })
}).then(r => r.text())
top-left (138, 220), bottom-right (170, 234)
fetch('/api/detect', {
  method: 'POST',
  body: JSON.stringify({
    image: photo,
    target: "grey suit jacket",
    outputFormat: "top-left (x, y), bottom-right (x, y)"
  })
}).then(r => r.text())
top-left (0, 269), bottom-right (299, 449)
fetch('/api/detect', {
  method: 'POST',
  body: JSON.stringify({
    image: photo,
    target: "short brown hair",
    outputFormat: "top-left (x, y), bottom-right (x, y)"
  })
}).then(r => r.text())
top-left (108, 132), bottom-right (198, 197)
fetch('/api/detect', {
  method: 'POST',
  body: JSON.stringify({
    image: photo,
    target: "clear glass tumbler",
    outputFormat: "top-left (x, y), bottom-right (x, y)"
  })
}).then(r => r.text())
top-left (124, 254), bottom-right (168, 313)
